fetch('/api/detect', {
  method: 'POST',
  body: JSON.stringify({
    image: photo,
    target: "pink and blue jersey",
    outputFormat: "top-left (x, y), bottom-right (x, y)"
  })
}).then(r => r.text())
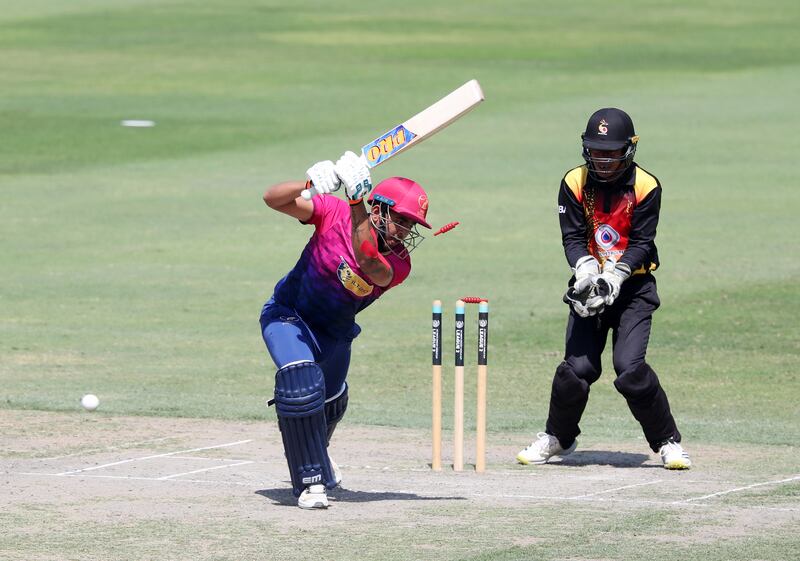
top-left (271, 195), bottom-right (411, 338)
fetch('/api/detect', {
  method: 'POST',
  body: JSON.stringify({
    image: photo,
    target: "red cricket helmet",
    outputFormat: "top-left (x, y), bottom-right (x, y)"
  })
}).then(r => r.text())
top-left (367, 177), bottom-right (431, 229)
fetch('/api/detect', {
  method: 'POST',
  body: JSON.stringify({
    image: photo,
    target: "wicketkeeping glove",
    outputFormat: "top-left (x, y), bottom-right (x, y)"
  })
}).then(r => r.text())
top-left (572, 255), bottom-right (601, 294)
top-left (593, 259), bottom-right (631, 307)
top-left (335, 151), bottom-right (373, 202)
top-left (305, 160), bottom-right (341, 196)
top-left (564, 282), bottom-right (604, 318)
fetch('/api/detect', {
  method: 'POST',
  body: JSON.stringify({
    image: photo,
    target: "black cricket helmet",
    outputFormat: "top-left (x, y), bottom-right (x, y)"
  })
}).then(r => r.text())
top-left (581, 108), bottom-right (639, 182)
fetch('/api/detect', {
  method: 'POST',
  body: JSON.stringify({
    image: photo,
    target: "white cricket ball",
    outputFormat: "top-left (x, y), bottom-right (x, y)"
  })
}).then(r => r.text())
top-left (81, 394), bottom-right (100, 411)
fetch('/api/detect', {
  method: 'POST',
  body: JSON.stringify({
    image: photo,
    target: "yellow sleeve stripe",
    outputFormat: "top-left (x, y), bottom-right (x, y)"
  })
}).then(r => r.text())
top-left (634, 167), bottom-right (659, 203)
top-left (564, 166), bottom-right (588, 202)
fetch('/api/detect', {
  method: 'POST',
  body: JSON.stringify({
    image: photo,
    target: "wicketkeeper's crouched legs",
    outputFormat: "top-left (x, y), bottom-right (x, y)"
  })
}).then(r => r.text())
top-left (274, 361), bottom-right (337, 497)
top-left (614, 362), bottom-right (681, 451)
top-left (545, 361), bottom-right (600, 449)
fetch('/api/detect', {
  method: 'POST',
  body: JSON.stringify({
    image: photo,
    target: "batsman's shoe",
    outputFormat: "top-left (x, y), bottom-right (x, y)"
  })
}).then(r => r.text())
top-left (517, 432), bottom-right (577, 465)
top-left (658, 439), bottom-right (691, 470)
top-left (330, 456), bottom-right (342, 486)
top-left (298, 484), bottom-right (328, 509)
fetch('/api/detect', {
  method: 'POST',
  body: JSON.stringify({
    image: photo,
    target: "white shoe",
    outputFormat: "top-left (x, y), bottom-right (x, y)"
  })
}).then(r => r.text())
top-left (659, 439), bottom-right (691, 470)
top-left (330, 456), bottom-right (342, 486)
top-left (517, 432), bottom-right (577, 465)
top-left (298, 484), bottom-right (328, 509)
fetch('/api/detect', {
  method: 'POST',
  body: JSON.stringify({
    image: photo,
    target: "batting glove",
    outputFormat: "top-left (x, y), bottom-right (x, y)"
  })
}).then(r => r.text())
top-left (306, 160), bottom-right (341, 196)
top-left (335, 151), bottom-right (373, 202)
top-left (593, 259), bottom-right (631, 308)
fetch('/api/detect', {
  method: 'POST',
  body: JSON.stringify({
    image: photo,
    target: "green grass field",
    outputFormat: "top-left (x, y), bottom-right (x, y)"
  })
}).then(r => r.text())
top-left (2, 1), bottom-right (799, 560)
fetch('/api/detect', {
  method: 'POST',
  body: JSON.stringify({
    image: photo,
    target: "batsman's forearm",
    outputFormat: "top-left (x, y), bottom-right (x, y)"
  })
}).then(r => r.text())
top-left (263, 180), bottom-right (307, 208)
top-left (350, 204), bottom-right (392, 286)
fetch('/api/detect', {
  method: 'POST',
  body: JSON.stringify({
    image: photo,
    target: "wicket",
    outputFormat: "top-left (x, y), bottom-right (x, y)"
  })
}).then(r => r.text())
top-left (431, 298), bottom-right (489, 472)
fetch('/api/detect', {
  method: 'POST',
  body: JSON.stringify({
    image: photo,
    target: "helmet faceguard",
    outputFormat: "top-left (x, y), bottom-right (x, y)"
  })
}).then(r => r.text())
top-left (580, 108), bottom-right (639, 183)
top-left (370, 203), bottom-right (425, 257)
top-left (366, 177), bottom-right (430, 257)
top-left (581, 140), bottom-right (638, 183)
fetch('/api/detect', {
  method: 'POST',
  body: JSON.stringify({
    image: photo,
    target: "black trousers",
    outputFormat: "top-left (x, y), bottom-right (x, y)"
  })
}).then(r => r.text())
top-left (545, 274), bottom-right (681, 452)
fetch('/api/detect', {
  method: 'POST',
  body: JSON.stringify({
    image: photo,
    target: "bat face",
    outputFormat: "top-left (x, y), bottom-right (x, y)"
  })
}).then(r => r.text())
top-left (362, 124), bottom-right (418, 168)
top-left (361, 80), bottom-right (483, 169)
top-left (300, 80), bottom-right (483, 200)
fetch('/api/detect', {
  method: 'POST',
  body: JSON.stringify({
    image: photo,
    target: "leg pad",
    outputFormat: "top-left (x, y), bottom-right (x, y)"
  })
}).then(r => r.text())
top-left (274, 362), bottom-right (335, 496)
top-left (546, 362), bottom-right (591, 448)
top-left (324, 383), bottom-right (348, 445)
top-left (614, 361), bottom-right (659, 404)
top-left (551, 362), bottom-right (590, 406)
top-left (614, 362), bottom-right (680, 450)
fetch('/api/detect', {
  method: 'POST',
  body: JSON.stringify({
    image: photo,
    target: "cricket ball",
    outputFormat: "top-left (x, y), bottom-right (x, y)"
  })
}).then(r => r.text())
top-left (81, 394), bottom-right (100, 411)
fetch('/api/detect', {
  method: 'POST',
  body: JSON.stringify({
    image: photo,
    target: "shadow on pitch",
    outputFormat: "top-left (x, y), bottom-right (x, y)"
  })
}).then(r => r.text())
top-left (554, 450), bottom-right (656, 468)
top-left (256, 487), bottom-right (465, 506)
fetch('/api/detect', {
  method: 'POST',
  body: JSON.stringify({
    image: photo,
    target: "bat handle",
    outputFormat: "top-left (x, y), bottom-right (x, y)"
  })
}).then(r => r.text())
top-left (300, 178), bottom-right (316, 200)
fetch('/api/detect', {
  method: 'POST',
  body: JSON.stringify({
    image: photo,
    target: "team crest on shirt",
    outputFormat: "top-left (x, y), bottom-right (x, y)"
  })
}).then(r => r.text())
top-left (337, 256), bottom-right (374, 297)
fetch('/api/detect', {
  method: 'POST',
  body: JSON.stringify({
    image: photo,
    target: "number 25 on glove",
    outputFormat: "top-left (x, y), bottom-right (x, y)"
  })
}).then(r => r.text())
top-left (335, 151), bottom-right (373, 202)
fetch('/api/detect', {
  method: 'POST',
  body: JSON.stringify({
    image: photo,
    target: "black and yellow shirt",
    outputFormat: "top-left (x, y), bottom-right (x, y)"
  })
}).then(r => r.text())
top-left (558, 163), bottom-right (661, 274)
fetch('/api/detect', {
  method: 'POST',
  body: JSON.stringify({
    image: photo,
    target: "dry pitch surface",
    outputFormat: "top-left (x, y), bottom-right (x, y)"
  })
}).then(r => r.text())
top-left (2, 410), bottom-right (798, 561)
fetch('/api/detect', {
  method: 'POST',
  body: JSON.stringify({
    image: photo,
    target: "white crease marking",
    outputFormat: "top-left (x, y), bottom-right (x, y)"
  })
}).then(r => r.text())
top-left (678, 475), bottom-right (800, 503)
top-left (158, 461), bottom-right (254, 480)
top-left (568, 479), bottom-right (663, 499)
top-left (35, 437), bottom-right (179, 461)
top-left (55, 440), bottom-right (253, 475)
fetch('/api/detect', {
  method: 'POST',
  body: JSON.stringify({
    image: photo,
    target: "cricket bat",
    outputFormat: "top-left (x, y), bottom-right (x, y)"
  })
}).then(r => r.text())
top-left (301, 79), bottom-right (485, 200)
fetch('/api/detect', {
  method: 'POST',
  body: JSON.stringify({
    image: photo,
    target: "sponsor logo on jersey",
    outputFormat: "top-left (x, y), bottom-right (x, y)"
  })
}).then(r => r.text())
top-left (594, 223), bottom-right (620, 250)
top-left (558, 205), bottom-right (566, 214)
top-left (598, 248), bottom-right (624, 260)
top-left (337, 256), bottom-right (374, 297)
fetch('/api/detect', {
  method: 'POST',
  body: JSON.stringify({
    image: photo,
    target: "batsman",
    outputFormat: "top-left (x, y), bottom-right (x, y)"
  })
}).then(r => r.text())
top-left (260, 152), bottom-right (432, 509)
top-left (517, 108), bottom-right (691, 469)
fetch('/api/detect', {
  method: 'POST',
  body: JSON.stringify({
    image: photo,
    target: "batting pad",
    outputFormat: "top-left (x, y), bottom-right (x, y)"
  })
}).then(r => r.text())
top-left (274, 361), bottom-right (336, 496)
top-left (324, 383), bottom-right (349, 445)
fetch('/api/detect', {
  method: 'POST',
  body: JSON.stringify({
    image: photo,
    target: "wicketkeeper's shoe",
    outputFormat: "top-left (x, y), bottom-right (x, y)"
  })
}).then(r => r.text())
top-left (298, 484), bottom-right (328, 509)
top-left (658, 439), bottom-right (692, 470)
top-left (516, 432), bottom-right (577, 465)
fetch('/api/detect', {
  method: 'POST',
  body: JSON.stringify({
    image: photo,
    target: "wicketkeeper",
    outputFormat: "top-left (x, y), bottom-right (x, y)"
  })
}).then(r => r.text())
top-left (260, 152), bottom-right (431, 509)
top-left (517, 108), bottom-right (691, 469)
